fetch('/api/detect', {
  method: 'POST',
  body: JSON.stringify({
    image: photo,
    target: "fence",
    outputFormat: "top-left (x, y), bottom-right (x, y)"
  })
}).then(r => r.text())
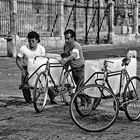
top-left (0, 0), bottom-right (10, 37)
top-left (17, 0), bottom-right (59, 37)
top-left (0, 0), bottom-right (139, 44)
top-left (0, 0), bottom-right (59, 37)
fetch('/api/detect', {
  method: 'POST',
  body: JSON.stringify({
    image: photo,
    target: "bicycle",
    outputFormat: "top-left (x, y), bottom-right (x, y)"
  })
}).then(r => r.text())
top-left (70, 56), bottom-right (140, 132)
top-left (33, 56), bottom-right (76, 113)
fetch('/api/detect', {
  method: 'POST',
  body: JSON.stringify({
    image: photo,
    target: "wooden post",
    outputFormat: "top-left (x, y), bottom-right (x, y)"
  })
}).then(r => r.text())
top-left (133, 0), bottom-right (139, 34)
top-left (73, 0), bottom-right (77, 39)
top-left (96, 0), bottom-right (100, 44)
top-left (108, 0), bottom-right (114, 44)
top-left (85, 1), bottom-right (89, 44)
top-left (57, 0), bottom-right (65, 40)
top-left (8, 0), bottom-right (17, 57)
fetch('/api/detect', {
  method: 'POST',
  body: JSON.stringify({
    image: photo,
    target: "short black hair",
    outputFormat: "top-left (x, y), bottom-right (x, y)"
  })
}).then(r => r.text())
top-left (64, 29), bottom-right (76, 39)
top-left (27, 31), bottom-right (40, 43)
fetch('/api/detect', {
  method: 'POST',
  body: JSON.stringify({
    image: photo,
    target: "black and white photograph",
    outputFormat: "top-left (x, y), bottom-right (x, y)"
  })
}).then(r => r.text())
top-left (0, 0), bottom-right (140, 139)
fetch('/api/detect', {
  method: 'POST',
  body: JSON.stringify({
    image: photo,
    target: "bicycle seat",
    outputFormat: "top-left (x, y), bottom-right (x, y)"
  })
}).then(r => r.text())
top-left (121, 57), bottom-right (131, 66)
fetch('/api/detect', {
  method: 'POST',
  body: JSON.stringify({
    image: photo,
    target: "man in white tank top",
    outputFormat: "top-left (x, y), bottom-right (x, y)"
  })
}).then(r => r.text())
top-left (16, 31), bottom-right (45, 87)
top-left (16, 31), bottom-right (57, 104)
top-left (16, 31), bottom-right (45, 103)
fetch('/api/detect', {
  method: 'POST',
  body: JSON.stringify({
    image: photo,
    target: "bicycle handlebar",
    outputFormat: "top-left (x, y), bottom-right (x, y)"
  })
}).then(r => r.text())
top-left (102, 57), bottom-right (131, 72)
top-left (102, 60), bottom-right (114, 72)
top-left (34, 55), bottom-right (61, 63)
top-left (34, 55), bottom-right (70, 70)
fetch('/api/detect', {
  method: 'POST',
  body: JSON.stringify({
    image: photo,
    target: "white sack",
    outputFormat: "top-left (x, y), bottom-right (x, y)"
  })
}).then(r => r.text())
top-left (27, 54), bottom-right (62, 87)
top-left (85, 57), bottom-right (137, 97)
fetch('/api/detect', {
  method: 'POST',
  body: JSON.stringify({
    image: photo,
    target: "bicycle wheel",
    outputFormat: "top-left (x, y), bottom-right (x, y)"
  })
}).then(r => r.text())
top-left (58, 72), bottom-right (75, 105)
top-left (74, 93), bottom-right (98, 117)
top-left (75, 77), bottom-right (102, 116)
top-left (123, 76), bottom-right (140, 121)
top-left (70, 84), bottom-right (119, 132)
top-left (33, 71), bottom-right (48, 113)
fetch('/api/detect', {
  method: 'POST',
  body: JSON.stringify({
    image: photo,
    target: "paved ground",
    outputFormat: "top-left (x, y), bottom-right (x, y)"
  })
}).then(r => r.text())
top-left (0, 43), bottom-right (140, 140)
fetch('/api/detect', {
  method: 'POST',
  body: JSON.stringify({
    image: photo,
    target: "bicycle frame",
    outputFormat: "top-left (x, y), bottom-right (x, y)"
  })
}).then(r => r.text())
top-left (69, 57), bottom-right (140, 133)
top-left (83, 62), bottom-right (132, 99)
top-left (20, 57), bottom-right (62, 89)
top-left (21, 62), bottom-right (49, 89)
top-left (47, 62), bottom-right (75, 94)
top-left (22, 56), bottom-right (75, 94)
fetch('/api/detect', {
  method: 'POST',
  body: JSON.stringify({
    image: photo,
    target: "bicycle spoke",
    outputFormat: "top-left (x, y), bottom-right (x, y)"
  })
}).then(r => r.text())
top-left (33, 71), bottom-right (48, 113)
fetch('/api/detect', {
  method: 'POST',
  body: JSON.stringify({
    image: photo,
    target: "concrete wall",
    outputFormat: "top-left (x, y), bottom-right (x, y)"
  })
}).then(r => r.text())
top-left (1, 34), bottom-right (140, 56)
top-left (112, 34), bottom-right (140, 44)
top-left (0, 38), bottom-right (7, 55)
top-left (0, 36), bottom-right (65, 56)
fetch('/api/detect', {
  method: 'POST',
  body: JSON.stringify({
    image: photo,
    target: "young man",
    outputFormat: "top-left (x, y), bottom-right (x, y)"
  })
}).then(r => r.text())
top-left (16, 31), bottom-right (56, 104)
top-left (60, 29), bottom-right (96, 106)
top-left (60, 29), bottom-right (85, 89)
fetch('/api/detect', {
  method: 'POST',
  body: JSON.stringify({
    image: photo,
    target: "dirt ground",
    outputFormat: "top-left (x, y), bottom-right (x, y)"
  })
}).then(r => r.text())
top-left (1, 46), bottom-right (140, 140)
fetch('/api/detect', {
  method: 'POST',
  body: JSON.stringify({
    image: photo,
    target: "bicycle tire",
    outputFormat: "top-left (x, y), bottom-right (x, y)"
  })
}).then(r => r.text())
top-left (58, 71), bottom-right (74, 105)
top-left (123, 76), bottom-right (140, 121)
top-left (70, 84), bottom-right (119, 132)
top-left (75, 77), bottom-right (102, 116)
top-left (33, 71), bottom-right (48, 113)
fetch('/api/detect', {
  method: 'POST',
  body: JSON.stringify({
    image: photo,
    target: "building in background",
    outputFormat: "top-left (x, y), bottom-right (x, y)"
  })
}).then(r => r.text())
top-left (0, 0), bottom-right (139, 51)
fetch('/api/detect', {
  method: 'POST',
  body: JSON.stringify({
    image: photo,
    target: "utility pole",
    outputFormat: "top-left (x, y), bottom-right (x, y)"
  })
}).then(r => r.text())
top-left (73, 0), bottom-right (77, 39)
top-left (96, 0), bottom-right (100, 44)
top-left (85, 0), bottom-right (89, 44)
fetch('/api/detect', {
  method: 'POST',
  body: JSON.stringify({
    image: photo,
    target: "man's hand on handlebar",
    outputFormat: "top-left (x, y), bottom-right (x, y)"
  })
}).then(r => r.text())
top-left (34, 55), bottom-right (61, 63)
top-left (61, 53), bottom-right (69, 58)
top-left (60, 58), bottom-right (67, 66)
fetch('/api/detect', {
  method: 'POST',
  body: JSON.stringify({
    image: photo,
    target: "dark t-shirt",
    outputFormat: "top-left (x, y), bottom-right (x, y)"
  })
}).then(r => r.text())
top-left (64, 41), bottom-right (84, 68)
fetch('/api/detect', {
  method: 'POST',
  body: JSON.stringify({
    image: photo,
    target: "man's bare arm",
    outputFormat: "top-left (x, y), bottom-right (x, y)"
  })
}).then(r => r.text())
top-left (16, 56), bottom-right (25, 71)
